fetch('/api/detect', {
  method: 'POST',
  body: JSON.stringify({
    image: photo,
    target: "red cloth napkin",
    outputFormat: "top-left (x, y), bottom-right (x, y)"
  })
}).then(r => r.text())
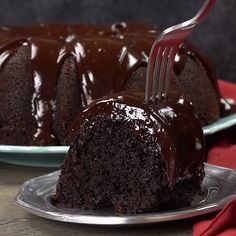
top-left (193, 80), bottom-right (236, 236)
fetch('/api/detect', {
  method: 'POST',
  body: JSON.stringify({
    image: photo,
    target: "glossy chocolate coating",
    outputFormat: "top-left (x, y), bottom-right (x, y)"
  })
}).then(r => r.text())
top-left (70, 92), bottom-right (205, 186)
top-left (0, 23), bottom-right (158, 144)
top-left (0, 23), bottom-right (231, 145)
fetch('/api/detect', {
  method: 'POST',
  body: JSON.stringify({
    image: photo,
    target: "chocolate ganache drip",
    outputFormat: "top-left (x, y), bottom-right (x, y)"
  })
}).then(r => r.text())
top-left (0, 22), bottom-right (232, 145)
top-left (0, 23), bottom-right (159, 145)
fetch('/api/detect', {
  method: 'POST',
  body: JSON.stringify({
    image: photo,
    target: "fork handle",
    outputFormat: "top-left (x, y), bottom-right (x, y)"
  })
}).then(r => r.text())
top-left (191, 0), bottom-right (216, 24)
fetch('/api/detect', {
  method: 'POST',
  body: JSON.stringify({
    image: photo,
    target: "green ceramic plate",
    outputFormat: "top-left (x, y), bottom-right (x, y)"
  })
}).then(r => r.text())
top-left (0, 146), bottom-right (69, 167)
top-left (0, 113), bottom-right (236, 168)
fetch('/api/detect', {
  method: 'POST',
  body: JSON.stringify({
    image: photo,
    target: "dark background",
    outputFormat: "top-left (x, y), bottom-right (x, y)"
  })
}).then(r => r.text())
top-left (0, 0), bottom-right (235, 82)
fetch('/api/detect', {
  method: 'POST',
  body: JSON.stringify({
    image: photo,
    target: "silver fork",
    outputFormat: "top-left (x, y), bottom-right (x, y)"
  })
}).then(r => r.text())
top-left (145, 0), bottom-right (216, 103)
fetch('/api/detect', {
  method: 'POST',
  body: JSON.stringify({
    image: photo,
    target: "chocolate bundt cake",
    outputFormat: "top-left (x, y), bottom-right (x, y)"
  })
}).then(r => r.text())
top-left (53, 92), bottom-right (205, 214)
top-left (0, 22), bottom-right (228, 145)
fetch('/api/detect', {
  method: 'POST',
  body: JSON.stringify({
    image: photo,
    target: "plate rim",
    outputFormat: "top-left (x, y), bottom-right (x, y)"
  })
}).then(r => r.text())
top-left (15, 163), bottom-right (236, 225)
top-left (203, 113), bottom-right (236, 136)
top-left (0, 145), bottom-right (69, 154)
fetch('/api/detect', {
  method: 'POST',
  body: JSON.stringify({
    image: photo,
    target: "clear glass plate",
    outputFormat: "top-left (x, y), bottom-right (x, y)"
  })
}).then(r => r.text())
top-left (15, 163), bottom-right (236, 225)
top-left (1, 113), bottom-right (236, 168)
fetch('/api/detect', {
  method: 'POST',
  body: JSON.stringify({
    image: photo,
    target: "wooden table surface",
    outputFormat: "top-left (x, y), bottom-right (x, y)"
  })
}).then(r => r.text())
top-left (0, 161), bottom-right (193, 236)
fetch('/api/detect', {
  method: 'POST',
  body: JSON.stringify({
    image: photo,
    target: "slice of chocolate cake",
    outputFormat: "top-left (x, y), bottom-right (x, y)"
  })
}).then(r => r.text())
top-left (53, 92), bottom-right (205, 214)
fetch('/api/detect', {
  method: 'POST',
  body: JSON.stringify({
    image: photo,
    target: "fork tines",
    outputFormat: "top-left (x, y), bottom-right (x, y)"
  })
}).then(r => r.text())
top-left (145, 43), bottom-right (177, 104)
top-left (145, 0), bottom-right (216, 104)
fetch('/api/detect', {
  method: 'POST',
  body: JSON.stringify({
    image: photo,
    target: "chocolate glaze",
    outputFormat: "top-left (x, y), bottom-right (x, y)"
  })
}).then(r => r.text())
top-left (0, 23), bottom-right (158, 145)
top-left (70, 92), bottom-right (205, 186)
top-left (30, 38), bottom-right (63, 145)
top-left (0, 23), bottom-right (230, 145)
